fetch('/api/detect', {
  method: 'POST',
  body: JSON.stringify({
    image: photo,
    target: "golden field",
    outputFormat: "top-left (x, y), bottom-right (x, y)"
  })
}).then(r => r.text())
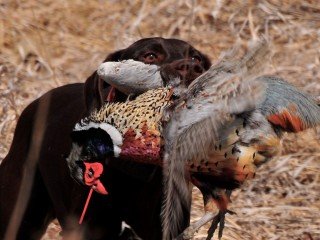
top-left (0, 1), bottom-right (319, 239)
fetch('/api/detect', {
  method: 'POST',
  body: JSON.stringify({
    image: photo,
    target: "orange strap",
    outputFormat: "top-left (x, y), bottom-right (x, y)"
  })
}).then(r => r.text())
top-left (79, 188), bottom-right (94, 224)
top-left (79, 162), bottom-right (108, 224)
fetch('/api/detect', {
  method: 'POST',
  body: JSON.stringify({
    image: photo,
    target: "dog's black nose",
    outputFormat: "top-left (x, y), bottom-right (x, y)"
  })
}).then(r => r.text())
top-left (174, 59), bottom-right (205, 86)
top-left (175, 60), bottom-right (204, 81)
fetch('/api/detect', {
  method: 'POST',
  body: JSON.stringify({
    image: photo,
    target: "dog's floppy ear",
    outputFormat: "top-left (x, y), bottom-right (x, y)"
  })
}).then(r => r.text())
top-left (84, 49), bottom-right (125, 113)
top-left (103, 49), bottom-right (125, 62)
top-left (201, 53), bottom-right (212, 70)
top-left (84, 71), bottom-right (104, 113)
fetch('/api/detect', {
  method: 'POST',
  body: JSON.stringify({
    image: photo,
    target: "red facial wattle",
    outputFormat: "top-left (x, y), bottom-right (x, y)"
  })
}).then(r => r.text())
top-left (83, 162), bottom-right (108, 195)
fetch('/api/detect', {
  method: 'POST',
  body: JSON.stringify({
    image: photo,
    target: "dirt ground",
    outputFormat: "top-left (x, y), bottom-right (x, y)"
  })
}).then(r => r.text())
top-left (0, 0), bottom-right (319, 239)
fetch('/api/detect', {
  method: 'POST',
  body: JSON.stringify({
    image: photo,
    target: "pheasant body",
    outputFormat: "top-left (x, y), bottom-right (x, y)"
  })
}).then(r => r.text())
top-left (186, 116), bottom-right (280, 187)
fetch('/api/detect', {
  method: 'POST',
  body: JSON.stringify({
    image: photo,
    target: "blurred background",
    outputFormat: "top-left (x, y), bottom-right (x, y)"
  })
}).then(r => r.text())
top-left (0, 0), bottom-right (319, 239)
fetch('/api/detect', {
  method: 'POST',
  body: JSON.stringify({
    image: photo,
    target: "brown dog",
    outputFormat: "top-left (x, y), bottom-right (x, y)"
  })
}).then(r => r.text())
top-left (0, 37), bottom-right (211, 240)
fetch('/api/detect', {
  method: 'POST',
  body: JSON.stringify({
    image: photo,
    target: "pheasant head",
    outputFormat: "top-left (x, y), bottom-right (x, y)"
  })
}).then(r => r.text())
top-left (67, 87), bottom-right (173, 192)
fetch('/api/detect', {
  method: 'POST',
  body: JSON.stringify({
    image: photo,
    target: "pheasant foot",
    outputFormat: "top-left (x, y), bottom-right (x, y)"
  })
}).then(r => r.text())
top-left (206, 209), bottom-right (235, 240)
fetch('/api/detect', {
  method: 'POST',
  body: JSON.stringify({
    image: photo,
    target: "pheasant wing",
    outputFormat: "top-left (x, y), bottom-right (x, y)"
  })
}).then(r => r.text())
top-left (257, 76), bottom-right (320, 133)
top-left (161, 39), bottom-right (271, 239)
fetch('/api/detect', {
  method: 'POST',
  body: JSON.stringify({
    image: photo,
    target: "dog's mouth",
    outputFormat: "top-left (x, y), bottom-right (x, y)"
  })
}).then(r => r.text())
top-left (106, 86), bottom-right (116, 102)
top-left (106, 86), bottom-right (128, 103)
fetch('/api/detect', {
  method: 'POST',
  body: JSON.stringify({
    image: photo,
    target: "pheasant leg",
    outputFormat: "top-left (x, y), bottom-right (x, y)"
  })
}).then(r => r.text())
top-left (191, 177), bottom-right (235, 240)
top-left (206, 209), bottom-right (235, 240)
top-left (205, 190), bottom-right (234, 240)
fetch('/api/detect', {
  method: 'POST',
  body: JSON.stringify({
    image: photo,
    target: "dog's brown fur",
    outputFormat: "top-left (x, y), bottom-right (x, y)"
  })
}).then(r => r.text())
top-left (0, 37), bottom-right (211, 240)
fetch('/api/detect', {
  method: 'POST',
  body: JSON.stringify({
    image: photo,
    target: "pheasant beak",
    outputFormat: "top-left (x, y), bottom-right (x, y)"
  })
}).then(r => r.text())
top-left (83, 162), bottom-right (108, 195)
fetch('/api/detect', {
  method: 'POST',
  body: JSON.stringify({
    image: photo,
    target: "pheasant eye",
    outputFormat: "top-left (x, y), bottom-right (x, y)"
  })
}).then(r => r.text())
top-left (143, 52), bottom-right (158, 64)
top-left (96, 143), bottom-right (107, 155)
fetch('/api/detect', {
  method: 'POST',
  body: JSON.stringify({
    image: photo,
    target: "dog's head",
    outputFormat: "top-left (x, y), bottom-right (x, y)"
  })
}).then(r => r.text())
top-left (68, 37), bottom-right (211, 185)
top-left (84, 37), bottom-right (211, 113)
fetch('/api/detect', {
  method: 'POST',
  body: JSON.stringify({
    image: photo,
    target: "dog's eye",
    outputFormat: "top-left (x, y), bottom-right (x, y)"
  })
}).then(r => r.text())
top-left (190, 56), bottom-right (201, 63)
top-left (143, 52), bottom-right (158, 64)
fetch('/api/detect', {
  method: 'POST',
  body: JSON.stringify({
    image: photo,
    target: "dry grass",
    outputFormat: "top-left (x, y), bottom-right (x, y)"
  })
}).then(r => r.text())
top-left (0, 0), bottom-right (319, 239)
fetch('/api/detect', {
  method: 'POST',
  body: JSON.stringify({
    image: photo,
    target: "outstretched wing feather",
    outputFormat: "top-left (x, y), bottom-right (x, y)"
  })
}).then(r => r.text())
top-left (258, 76), bottom-right (320, 132)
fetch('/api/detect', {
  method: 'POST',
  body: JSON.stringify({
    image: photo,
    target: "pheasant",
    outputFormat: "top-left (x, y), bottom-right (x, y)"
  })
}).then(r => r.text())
top-left (67, 40), bottom-right (320, 240)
